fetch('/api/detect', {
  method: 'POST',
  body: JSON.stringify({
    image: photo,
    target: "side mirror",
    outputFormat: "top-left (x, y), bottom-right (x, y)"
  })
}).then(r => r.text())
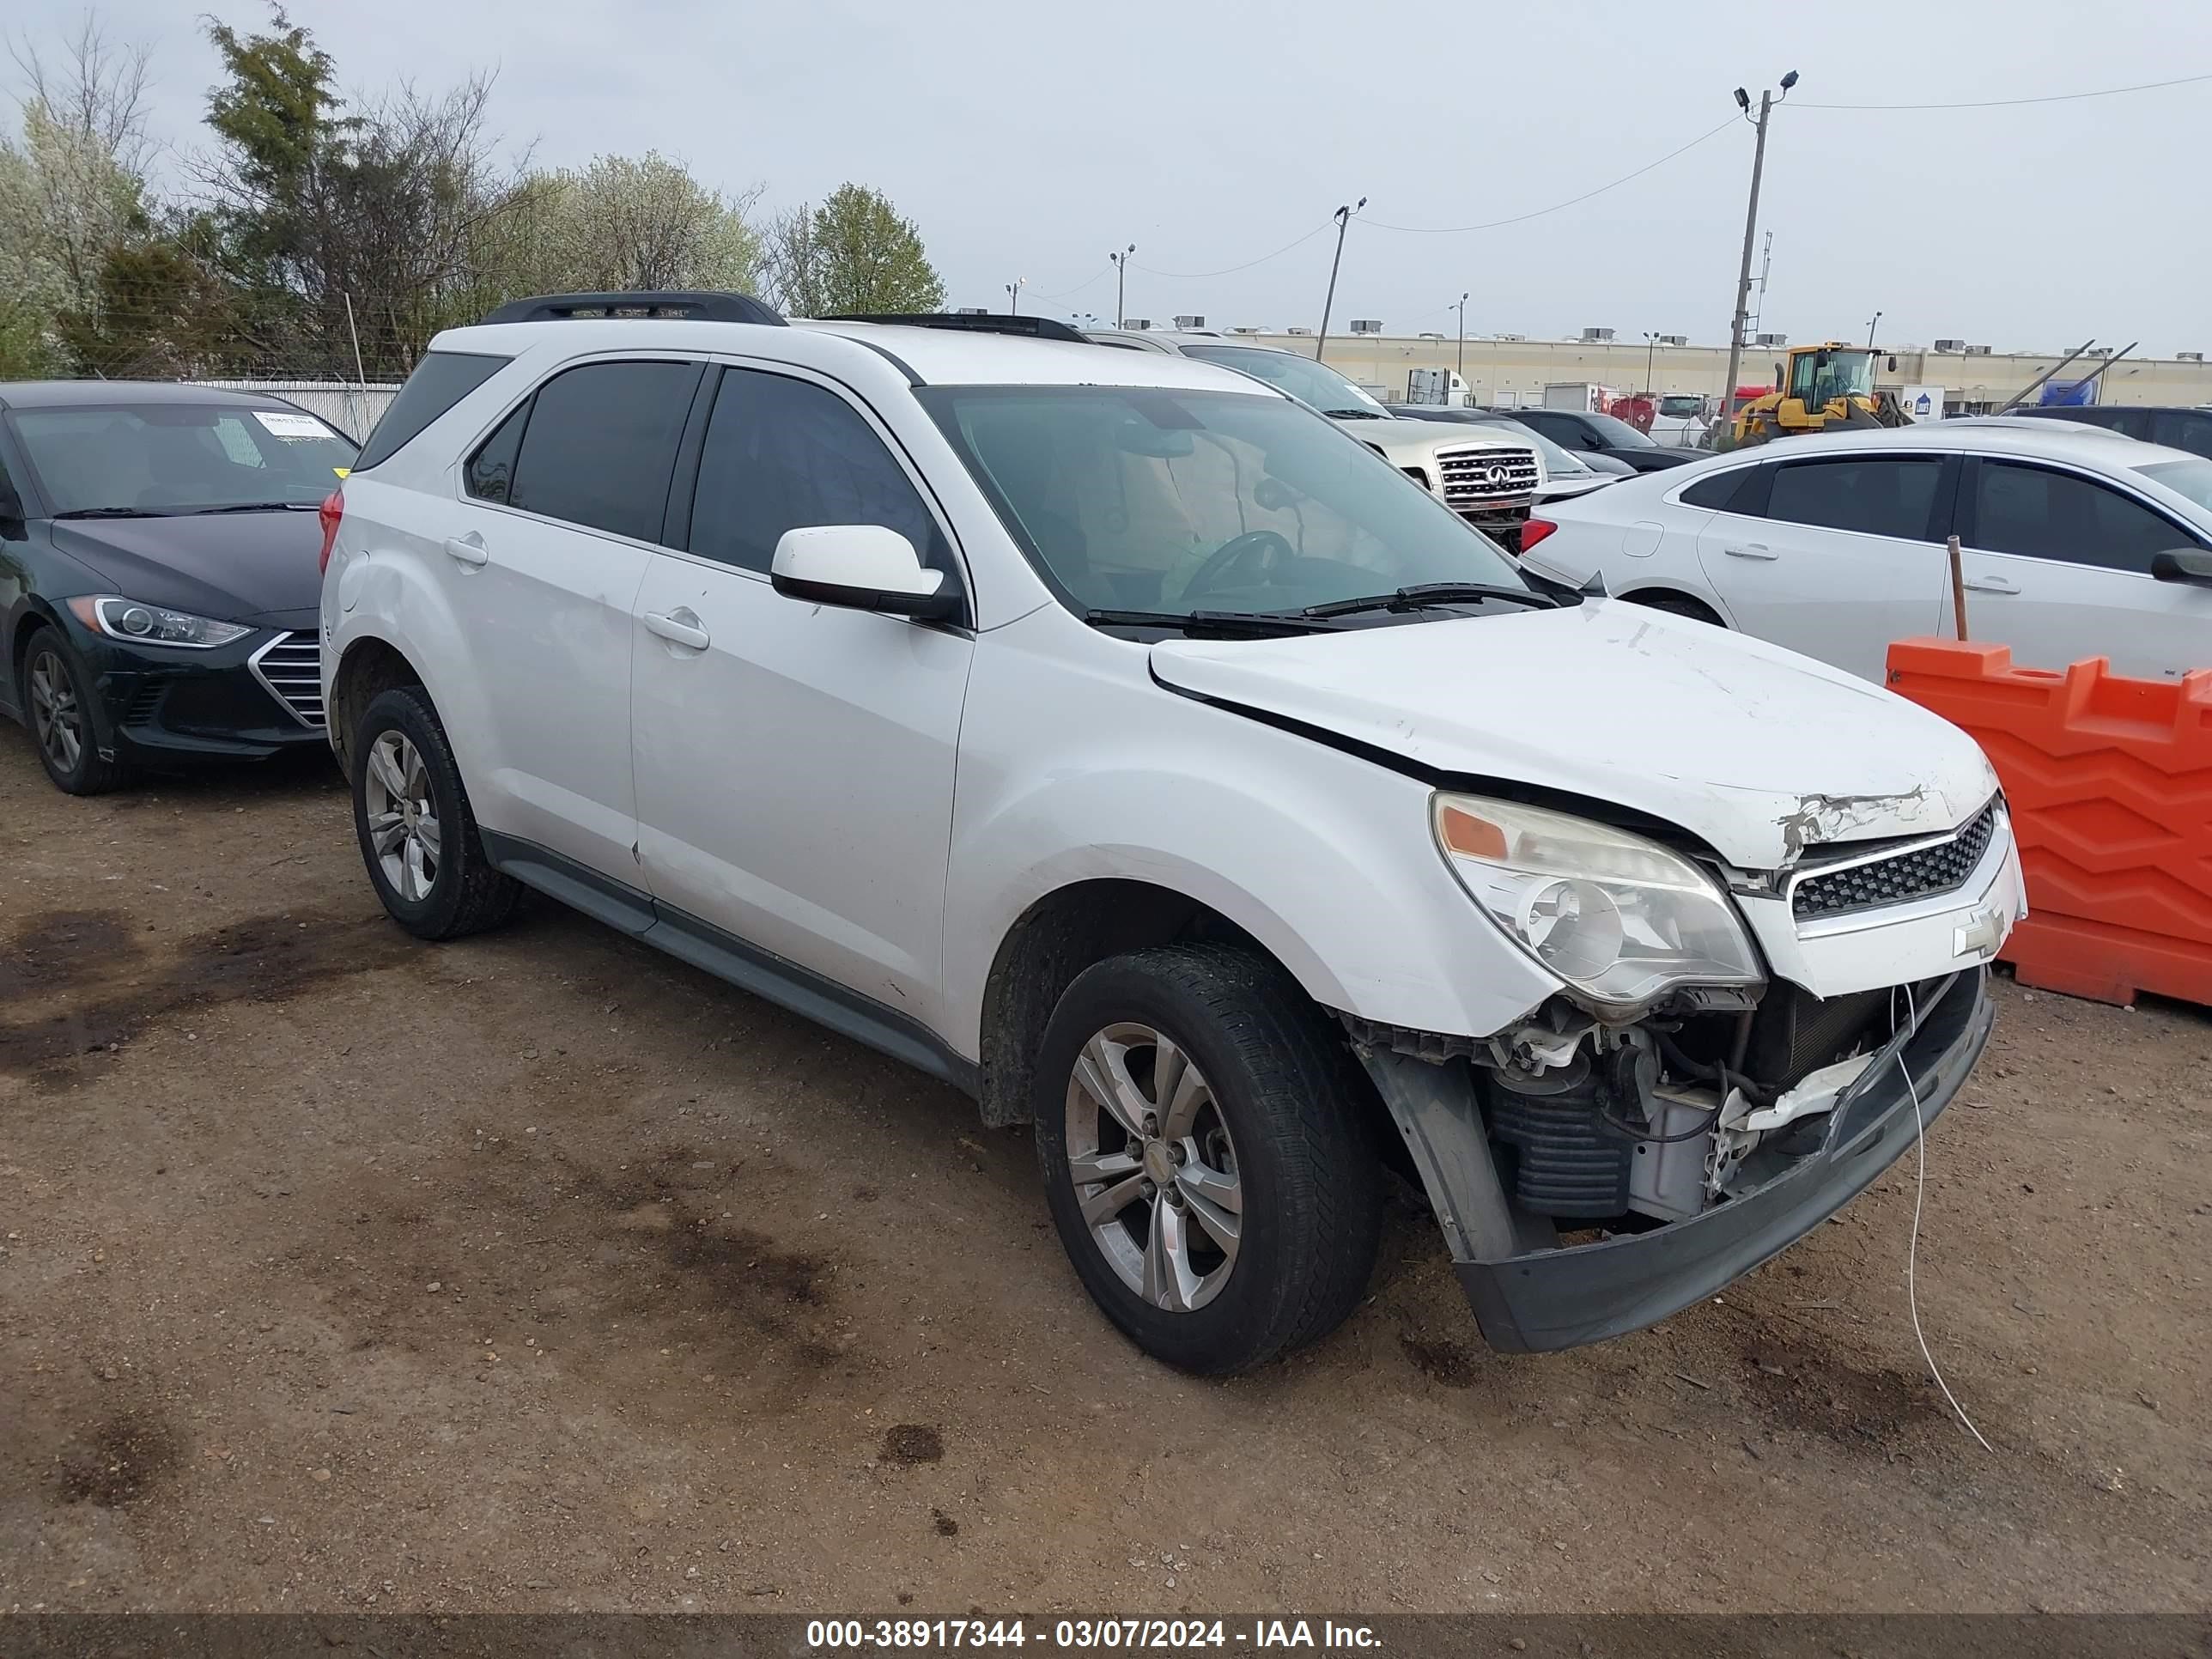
top-left (769, 525), bottom-right (958, 620)
top-left (2150, 548), bottom-right (2212, 588)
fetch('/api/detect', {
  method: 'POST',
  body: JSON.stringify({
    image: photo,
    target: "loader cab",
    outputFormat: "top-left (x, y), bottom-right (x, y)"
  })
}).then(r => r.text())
top-left (1786, 345), bottom-right (1878, 410)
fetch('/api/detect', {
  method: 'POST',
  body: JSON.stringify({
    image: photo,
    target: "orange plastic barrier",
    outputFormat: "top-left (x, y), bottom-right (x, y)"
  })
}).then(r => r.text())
top-left (1884, 637), bottom-right (2212, 1007)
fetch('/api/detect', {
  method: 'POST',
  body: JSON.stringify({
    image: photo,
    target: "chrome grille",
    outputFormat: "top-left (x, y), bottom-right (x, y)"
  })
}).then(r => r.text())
top-left (1437, 446), bottom-right (1540, 505)
top-left (1792, 802), bottom-right (1999, 922)
top-left (250, 631), bottom-right (325, 729)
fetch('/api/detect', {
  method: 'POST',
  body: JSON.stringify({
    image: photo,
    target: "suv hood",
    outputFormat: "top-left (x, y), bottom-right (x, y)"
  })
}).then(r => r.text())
top-left (50, 510), bottom-right (325, 627)
top-left (1149, 600), bottom-right (1996, 870)
top-left (1354, 418), bottom-right (1534, 470)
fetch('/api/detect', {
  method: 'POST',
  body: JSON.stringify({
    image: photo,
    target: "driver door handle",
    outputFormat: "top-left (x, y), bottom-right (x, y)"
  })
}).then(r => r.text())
top-left (643, 607), bottom-right (711, 650)
top-left (1962, 574), bottom-right (2020, 594)
top-left (1722, 542), bottom-right (1777, 560)
top-left (443, 533), bottom-right (489, 568)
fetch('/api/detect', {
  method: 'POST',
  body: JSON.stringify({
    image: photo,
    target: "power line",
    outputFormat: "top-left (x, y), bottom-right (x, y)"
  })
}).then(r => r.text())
top-left (1362, 118), bottom-right (1737, 234)
top-left (1792, 68), bottom-right (2212, 110)
top-left (1133, 221), bottom-right (1334, 280)
top-left (1029, 264), bottom-right (1111, 301)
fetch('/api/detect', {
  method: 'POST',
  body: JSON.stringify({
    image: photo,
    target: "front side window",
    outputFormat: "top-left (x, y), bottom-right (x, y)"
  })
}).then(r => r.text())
top-left (920, 385), bottom-right (1525, 616)
top-left (1765, 457), bottom-right (1942, 541)
top-left (9, 403), bottom-right (358, 516)
top-left (1972, 461), bottom-right (2185, 573)
top-left (685, 368), bottom-right (951, 575)
top-left (2151, 410), bottom-right (2212, 459)
top-left (508, 361), bottom-right (699, 542)
top-left (1177, 345), bottom-right (1391, 418)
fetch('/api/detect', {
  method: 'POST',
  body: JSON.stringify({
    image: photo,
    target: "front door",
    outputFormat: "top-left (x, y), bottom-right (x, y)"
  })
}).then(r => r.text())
top-left (1950, 456), bottom-right (2212, 679)
top-left (1694, 452), bottom-right (1952, 680)
top-left (629, 363), bottom-right (974, 1031)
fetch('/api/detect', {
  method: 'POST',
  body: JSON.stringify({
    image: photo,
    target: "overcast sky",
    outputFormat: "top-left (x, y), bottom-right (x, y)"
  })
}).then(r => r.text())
top-left (21, 0), bottom-right (2212, 353)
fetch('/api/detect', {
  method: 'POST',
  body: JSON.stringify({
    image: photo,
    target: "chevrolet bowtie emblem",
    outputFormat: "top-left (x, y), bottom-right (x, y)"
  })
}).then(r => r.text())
top-left (1954, 908), bottom-right (2005, 958)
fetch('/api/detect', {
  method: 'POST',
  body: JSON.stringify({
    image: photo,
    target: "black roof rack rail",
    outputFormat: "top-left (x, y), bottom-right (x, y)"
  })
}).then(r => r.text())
top-left (823, 313), bottom-right (1091, 344)
top-left (481, 290), bottom-right (786, 326)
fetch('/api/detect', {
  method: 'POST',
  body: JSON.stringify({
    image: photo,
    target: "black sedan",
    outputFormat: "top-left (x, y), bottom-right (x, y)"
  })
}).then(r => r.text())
top-left (0, 381), bottom-right (356, 793)
top-left (1504, 407), bottom-right (1701, 472)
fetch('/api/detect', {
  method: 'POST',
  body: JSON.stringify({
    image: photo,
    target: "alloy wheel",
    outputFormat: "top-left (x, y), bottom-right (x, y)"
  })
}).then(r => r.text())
top-left (27, 651), bottom-right (83, 775)
top-left (1065, 1022), bottom-right (1243, 1312)
top-left (362, 730), bottom-right (441, 902)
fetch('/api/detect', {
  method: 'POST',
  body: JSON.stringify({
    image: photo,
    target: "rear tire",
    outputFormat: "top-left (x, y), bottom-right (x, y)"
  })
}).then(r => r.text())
top-left (1626, 590), bottom-right (1723, 625)
top-left (19, 625), bottom-right (129, 796)
top-left (1034, 943), bottom-right (1383, 1375)
top-left (349, 685), bottom-right (520, 940)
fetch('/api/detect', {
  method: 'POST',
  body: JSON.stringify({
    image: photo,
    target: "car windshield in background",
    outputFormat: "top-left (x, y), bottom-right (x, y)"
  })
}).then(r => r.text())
top-left (1177, 344), bottom-right (1393, 417)
top-left (920, 386), bottom-right (1528, 619)
top-left (1584, 412), bottom-right (1656, 448)
top-left (1657, 395), bottom-right (1704, 418)
top-left (2137, 458), bottom-right (2212, 513)
top-left (11, 404), bottom-right (358, 516)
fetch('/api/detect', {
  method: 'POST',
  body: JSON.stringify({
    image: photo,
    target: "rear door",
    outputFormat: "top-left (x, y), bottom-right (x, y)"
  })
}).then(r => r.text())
top-left (629, 362), bottom-right (974, 1030)
top-left (442, 356), bottom-right (702, 878)
top-left (1951, 456), bottom-right (2212, 678)
top-left (1693, 452), bottom-right (1952, 679)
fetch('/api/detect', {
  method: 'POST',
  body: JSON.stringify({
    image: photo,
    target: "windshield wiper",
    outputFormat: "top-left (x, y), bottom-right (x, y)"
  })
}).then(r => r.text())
top-left (1323, 408), bottom-right (1387, 419)
top-left (1302, 581), bottom-right (1558, 619)
top-left (52, 506), bottom-right (166, 520)
top-left (189, 501), bottom-right (318, 514)
top-left (1084, 607), bottom-right (1342, 639)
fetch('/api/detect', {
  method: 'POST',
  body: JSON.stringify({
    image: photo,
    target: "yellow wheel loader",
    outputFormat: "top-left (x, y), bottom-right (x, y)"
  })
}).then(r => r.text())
top-left (1729, 343), bottom-right (1914, 448)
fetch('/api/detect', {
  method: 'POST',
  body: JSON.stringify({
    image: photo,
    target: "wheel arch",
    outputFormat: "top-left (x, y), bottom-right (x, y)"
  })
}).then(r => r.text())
top-left (328, 634), bottom-right (425, 769)
top-left (1619, 585), bottom-right (1729, 625)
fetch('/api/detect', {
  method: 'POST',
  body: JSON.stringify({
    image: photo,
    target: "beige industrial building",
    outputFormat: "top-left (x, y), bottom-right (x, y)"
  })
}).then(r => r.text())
top-left (1187, 327), bottom-right (2212, 413)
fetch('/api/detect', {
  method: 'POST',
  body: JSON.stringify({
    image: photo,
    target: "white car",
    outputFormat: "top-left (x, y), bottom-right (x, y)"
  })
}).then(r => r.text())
top-left (1646, 392), bottom-right (1715, 446)
top-left (1085, 329), bottom-right (1543, 545)
top-left (321, 291), bottom-right (2021, 1373)
top-left (1519, 423), bottom-right (2212, 682)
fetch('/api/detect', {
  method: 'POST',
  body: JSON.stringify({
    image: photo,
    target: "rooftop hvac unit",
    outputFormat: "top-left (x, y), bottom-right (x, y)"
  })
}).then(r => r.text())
top-left (1753, 332), bottom-right (1787, 348)
top-left (1495, 332), bottom-right (1527, 343)
top-left (1229, 325), bottom-right (1265, 334)
top-left (2180, 351), bottom-right (2205, 362)
top-left (1579, 326), bottom-right (1615, 343)
top-left (1656, 333), bottom-right (1688, 346)
top-left (954, 307), bottom-right (988, 315)
top-left (2085, 347), bottom-right (2112, 357)
top-left (1285, 326), bottom-right (1314, 336)
top-left (1966, 344), bottom-right (1993, 356)
top-left (1172, 313), bottom-right (1206, 329)
top-left (1349, 319), bottom-right (1382, 334)
top-left (1123, 317), bottom-right (1152, 330)
top-left (1934, 338), bottom-right (1966, 352)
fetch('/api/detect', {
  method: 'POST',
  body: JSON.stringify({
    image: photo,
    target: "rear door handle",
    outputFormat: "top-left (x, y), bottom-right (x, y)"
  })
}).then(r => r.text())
top-left (643, 607), bottom-right (711, 650)
top-left (443, 534), bottom-right (489, 568)
top-left (1723, 543), bottom-right (1777, 560)
top-left (1962, 574), bottom-right (2020, 594)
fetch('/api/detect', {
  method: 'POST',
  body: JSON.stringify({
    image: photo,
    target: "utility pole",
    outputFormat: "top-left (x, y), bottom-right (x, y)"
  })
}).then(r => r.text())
top-left (1866, 310), bottom-right (1883, 348)
top-left (1006, 277), bottom-right (1025, 316)
top-left (1109, 245), bottom-right (1134, 329)
top-left (1454, 291), bottom-right (1469, 380)
top-left (1315, 196), bottom-right (1365, 362)
top-left (1722, 72), bottom-right (1795, 424)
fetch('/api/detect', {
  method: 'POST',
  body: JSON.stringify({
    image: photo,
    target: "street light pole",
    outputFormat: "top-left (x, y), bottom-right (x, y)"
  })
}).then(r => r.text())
top-left (1314, 196), bottom-right (1365, 362)
top-left (1109, 245), bottom-right (1134, 328)
top-left (1866, 309), bottom-right (1882, 348)
top-left (1006, 277), bottom-right (1025, 316)
top-left (1454, 291), bottom-right (1468, 380)
top-left (1722, 71), bottom-right (1795, 429)
top-left (1644, 331), bottom-right (1659, 395)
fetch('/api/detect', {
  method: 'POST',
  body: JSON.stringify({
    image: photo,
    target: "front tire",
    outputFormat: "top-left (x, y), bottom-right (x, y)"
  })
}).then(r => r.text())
top-left (1035, 944), bottom-right (1383, 1375)
top-left (19, 625), bottom-right (128, 795)
top-left (349, 685), bottom-right (520, 940)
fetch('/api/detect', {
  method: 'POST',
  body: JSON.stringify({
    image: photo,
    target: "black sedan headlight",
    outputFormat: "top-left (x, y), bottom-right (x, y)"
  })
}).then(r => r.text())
top-left (67, 595), bottom-right (253, 649)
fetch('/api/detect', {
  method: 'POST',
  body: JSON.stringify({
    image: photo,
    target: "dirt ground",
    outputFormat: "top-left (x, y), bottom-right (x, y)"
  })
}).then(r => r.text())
top-left (1, 732), bottom-right (2207, 1617)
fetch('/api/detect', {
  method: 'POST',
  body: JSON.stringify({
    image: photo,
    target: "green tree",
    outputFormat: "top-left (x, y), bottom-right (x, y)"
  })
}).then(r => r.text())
top-left (764, 183), bottom-right (944, 316)
top-left (485, 153), bottom-right (762, 301)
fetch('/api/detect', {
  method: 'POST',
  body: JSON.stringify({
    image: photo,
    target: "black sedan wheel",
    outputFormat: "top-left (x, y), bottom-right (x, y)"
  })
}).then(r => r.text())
top-left (20, 626), bottom-right (126, 795)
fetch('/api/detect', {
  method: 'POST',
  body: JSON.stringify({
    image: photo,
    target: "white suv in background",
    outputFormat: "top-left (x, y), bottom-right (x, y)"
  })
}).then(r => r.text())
top-left (321, 291), bottom-right (2021, 1373)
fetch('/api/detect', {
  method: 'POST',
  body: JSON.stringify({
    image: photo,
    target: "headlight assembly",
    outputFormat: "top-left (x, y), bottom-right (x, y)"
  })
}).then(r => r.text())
top-left (68, 595), bottom-right (252, 649)
top-left (1432, 793), bottom-right (1765, 1013)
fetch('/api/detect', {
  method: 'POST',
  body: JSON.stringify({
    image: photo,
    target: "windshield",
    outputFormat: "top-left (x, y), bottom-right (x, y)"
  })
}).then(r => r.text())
top-left (11, 403), bottom-right (358, 515)
top-left (1656, 395), bottom-right (1705, 419)
top-left (1786, 349), bottom-right (1876, 408)
top-left (1582, 411), bottom-right (1656, 448)
top-left (1178, 344), bottom-right (1392, 417)
top-left (2137, 459), bottom-right (2212, 514)
top-left (919, 386), bottom-right (1527, 618)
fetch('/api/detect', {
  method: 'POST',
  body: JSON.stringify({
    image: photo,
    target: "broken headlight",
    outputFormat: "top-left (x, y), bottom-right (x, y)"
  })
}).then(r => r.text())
top-left (1431, 793), bottom-right (1765, 1014)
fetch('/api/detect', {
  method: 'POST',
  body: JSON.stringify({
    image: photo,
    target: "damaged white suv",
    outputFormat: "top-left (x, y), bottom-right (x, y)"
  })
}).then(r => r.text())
top-left (321, 293), bottom-right (2024, 1373)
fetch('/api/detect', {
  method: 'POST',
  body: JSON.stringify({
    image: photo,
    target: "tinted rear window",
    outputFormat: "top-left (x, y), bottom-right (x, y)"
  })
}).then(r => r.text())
top-left (508, 360), bottom-right (699, 542)
top-left (354, 350), bottom-right (509, 471)
top-left (1766, 457), bottom-right (1942, 540)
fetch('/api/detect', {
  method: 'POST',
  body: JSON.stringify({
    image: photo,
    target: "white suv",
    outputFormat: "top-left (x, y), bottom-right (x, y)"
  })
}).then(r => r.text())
top-left (320, 291), bottom-right (2024, 1373)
